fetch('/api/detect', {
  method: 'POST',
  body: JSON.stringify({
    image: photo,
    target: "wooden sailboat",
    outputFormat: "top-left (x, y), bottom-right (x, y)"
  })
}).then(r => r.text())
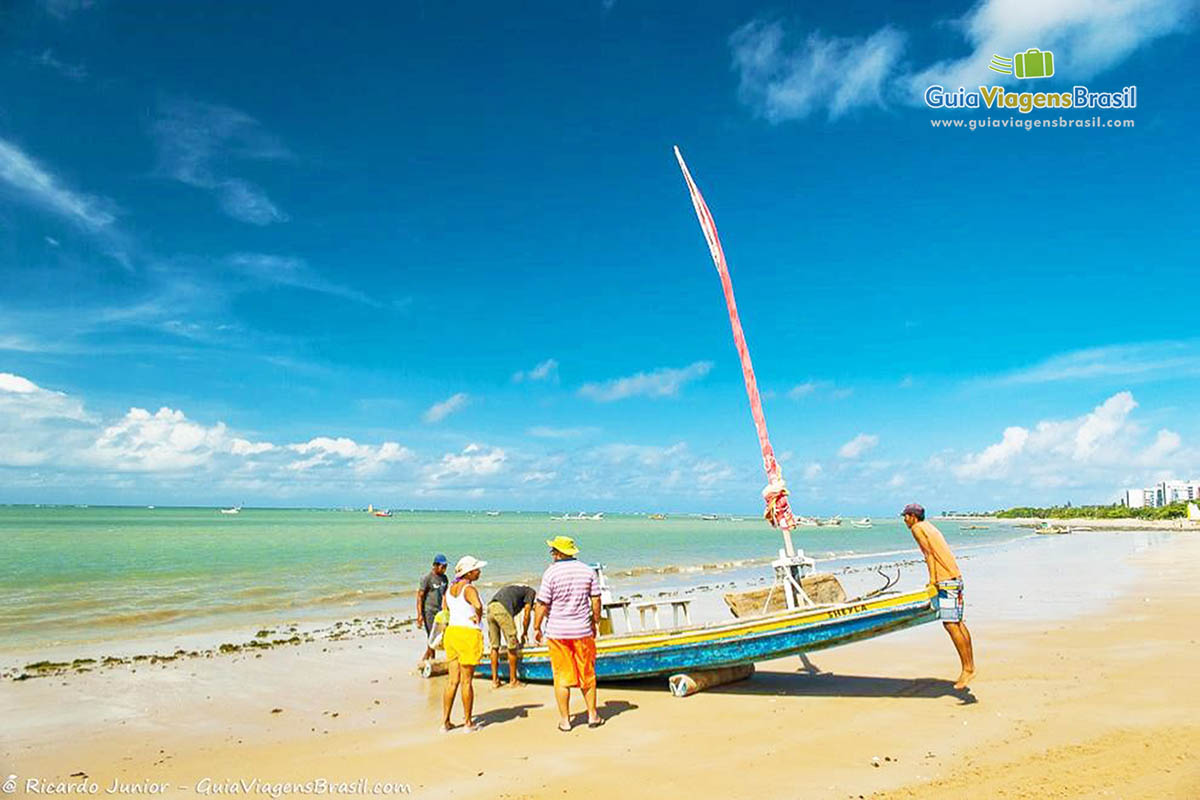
top-left (482, 149), bottom-right (940, 683)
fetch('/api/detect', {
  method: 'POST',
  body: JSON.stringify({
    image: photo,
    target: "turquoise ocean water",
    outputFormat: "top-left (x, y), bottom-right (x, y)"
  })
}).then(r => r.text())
top-left (0, 506), bottom-right (1027, 654)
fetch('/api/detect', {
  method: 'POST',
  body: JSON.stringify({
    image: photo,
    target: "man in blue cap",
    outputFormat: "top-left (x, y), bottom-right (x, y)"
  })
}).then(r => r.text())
top-left (417, 554), bottom-right (449, 663)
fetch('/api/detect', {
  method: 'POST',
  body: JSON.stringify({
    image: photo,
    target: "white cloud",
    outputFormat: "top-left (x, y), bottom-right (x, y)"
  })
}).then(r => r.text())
top-left (0, 373), bottom-right (94, 466)
top-left (230, 438), bottom-right (276, 456)
top-left (906, 0), bottom-right (1195, 93)
top-left (733, 2), bottom-right (1194, 124)
top-left (951, 391), bottom-right (1191, 488)
top-left (41, 0), bottom-right (94, 19)
top-left (89, 407), bottom-right (257, 472)
top-left (579, 361), bottom-right (713, 402)
top-left (512, 358), bottom-right (559, 383)
top-left (287, 436), bottom-right (412, 474)
top-left (427, 443), bottom-right (507, 485)
top-left (226, 253), bottom-right (378, 306)
top-left (955, 426), bottom-right (1030, 479)
top-left (730, 19), bottom-right (906, 121)
top-left (423, 392), bottom-right (469, 423)
top-left (787, 382), bottom-right (816, 399)
top-left (803, 462), bottom-right (824, 480)
top-left (36, 49), bottom-right (87, 80)
top-left (838, 433), bottom-right (879, 459)
top-left (527, 425), bottom-right (595, 439)
top-left (0, 138), bottom-right (117, 230)
top-left (988, 341), bottom-right (1200, 386)
top-left (151, 100), bottom-right (290, 225)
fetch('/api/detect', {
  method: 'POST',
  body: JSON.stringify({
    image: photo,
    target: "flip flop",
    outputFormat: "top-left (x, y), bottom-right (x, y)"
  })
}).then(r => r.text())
top-left (557, 722), bottom-right (572, 733)
top-left (587, 717), bottom-right (605, 728)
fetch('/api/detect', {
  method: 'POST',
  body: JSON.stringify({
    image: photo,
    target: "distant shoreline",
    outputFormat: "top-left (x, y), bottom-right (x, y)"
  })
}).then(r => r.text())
top-left (939, 515), bottom-right (1200, 531)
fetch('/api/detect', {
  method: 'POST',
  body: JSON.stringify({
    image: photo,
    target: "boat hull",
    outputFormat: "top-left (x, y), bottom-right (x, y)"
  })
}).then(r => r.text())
top-left (477, 586), bottom-right (938, 683)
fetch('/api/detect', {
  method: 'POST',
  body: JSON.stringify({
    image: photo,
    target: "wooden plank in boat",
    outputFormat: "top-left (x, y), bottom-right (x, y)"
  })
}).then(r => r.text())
top-left (723, 573), bottom-right (847, 618)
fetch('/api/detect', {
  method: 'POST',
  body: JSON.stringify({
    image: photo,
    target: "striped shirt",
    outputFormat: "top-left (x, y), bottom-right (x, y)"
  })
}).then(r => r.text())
top-left (536, 558), bottom-right (600, 640)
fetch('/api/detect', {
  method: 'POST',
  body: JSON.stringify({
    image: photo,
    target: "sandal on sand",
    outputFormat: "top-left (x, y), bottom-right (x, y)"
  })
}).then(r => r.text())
top-left (587, 717), bottom-right (605, 728)
top-left (462, 723), bottom-right (482, 733)
top-left (557, 722), bottom-right (572, 733)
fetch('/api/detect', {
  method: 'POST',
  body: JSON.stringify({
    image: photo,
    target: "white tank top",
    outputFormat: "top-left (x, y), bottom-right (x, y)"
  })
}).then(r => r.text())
top-left (446, 581), bottom-right (481, 629)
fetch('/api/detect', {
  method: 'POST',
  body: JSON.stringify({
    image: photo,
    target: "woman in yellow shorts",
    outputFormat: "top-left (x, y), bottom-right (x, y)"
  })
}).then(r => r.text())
top-left (442, 555), bottom-right (487, 732)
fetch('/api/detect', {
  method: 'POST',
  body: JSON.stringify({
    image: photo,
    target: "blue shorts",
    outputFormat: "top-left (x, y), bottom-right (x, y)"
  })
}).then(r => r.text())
top-left (937, 578), bottom-right (964, 623)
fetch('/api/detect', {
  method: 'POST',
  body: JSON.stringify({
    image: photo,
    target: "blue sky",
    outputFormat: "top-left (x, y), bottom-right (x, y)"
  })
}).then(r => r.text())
top-left (1, 0), bottom-right (1198, 512)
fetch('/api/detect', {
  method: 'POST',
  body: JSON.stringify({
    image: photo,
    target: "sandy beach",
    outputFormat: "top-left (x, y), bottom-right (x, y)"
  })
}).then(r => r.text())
top-left (4, 530), bottom-right (1198, 800)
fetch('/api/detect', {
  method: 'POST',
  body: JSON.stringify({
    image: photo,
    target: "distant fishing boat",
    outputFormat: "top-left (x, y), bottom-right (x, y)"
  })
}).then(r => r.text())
top-left (648, 513), bottom-right (667, 521)
top-left (823, 516), bottom-right (843, 526)
top-left (373, 509), bottom-right (392, 517)
top-left (850, 517), bottom-right (872, 528)
top-left (551, 511), bottom-right (604, 521)
top-left (219, 506), bottom-right (241, 515)
top-left (797, 516), bottom-right (820, 527)
top-left (485, 510), bottom-right (501, 517)
top-left (701, 514), bottom-right (720, 521)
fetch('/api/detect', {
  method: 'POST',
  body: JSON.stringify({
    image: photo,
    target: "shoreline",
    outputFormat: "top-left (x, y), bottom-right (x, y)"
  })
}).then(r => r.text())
top-left (0, 533), bottom-right (1035, 676)
top-left (4, 529), bottom-right (1198, 798)
top-left (941, 515), bottom-right (1200, 531)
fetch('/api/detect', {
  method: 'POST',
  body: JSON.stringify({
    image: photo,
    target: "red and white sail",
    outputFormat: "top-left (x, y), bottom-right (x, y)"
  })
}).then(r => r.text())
top-left (673, 146), bottom-right (797, 534)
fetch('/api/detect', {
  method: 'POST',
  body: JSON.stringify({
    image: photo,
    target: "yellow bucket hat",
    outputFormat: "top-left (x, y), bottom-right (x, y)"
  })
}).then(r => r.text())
top-left (546, 535), bottom-right (579, 556)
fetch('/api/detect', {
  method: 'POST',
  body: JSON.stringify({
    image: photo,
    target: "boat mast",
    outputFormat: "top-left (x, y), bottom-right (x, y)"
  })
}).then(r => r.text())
top-left (674, 147), bottom-right (813, 607)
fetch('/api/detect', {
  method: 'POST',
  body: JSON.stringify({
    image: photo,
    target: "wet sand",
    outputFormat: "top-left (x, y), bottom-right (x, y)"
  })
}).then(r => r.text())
top-left (4, 531), bottom-right (1198, 799)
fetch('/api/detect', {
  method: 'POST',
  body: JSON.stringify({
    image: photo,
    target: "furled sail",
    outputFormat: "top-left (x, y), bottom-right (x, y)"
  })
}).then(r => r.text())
top-left (673, 146), bottom-right (797, 533)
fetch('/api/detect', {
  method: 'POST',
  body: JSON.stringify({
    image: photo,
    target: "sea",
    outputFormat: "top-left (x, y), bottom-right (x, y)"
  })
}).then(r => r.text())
top-left (0, 506), bottom-right (1031, 658)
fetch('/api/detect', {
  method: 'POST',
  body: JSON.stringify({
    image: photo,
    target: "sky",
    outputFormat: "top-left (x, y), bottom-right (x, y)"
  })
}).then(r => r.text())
top-left (1, 0), bottom-right (1198, 513)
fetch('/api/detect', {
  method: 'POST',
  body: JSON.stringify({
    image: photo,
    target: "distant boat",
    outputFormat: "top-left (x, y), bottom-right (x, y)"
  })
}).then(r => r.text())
top-left (823, 516), bottom-right (843, 526)
top-left (648, 513), bottom-right (667, 521)
top-left (220, 506), bottom-right (241, 515)
top-left (797, 517), bottom-right (820, 527)
top-left (701, 514), bottom-right (720, 521)
top-left (485, 511), bottom-right (501, 517)
top-left (552, 511), bottom-right (604, 521)
top-left (373, 509), bottom-right (392, 517)
top-left (146, 505), bottom-right (155, 510)
top-left (962, 524), bottom-right (989, 531)
top-left (850, 517), bottom-right (872, 528)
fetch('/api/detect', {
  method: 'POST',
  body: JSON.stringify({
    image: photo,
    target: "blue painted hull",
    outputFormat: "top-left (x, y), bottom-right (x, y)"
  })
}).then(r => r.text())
top-left (477, 586), bottom-right (939, 683)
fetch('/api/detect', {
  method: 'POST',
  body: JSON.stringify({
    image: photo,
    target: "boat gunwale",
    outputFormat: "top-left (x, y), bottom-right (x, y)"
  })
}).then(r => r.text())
top-left (511, 584), bottom-right (937, 659)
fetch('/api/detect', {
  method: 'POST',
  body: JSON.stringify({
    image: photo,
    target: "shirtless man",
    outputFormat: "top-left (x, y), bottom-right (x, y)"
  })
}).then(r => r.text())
top-left (902, 503), bottom-right (976, 689)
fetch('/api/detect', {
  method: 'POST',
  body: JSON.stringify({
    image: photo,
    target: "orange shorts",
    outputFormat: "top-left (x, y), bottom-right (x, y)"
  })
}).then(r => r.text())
top-left (547, 637), bottom-right (596, 690)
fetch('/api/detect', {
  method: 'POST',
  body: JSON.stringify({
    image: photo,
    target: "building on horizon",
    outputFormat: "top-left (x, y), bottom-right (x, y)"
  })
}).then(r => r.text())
top-left (1122, 480), bottom-right (1200, 508)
